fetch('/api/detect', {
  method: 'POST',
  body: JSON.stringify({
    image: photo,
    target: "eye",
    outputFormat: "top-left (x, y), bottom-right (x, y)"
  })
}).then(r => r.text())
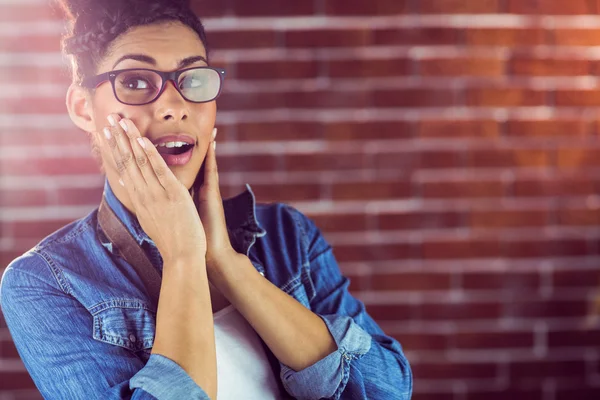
top-left (179, 75), bottom-right (204, 89)
top-left (119, 76), bottom-right (153, 90)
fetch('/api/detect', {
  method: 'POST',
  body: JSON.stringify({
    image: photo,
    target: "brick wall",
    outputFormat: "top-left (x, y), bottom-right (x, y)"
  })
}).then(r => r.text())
top-left (2, 0), bottom-right (600, 399)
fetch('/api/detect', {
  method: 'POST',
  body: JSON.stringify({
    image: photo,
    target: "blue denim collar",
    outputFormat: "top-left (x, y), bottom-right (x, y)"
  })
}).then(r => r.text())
top-left (98, 177), bottom-right (266, 257)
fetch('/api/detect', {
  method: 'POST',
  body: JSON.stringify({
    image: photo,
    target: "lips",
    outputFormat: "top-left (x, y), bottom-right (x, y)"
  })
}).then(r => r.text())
top-left (151, 133), bottom-right (195, 146)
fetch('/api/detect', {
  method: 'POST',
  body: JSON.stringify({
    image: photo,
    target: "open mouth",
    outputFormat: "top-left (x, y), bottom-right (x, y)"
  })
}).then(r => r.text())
top-left (155, 143), bottom-right (195, 166)
top-left (156, 143), bottom-right (194, 155)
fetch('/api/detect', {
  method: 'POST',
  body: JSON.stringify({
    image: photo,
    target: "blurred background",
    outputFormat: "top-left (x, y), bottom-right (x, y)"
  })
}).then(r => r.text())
top-left (2, 0), bottom-right (600, 399)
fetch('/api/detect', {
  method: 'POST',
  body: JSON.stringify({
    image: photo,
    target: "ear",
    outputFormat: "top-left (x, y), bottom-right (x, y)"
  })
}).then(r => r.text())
top-left (66, 83), bottom-right (96, 133)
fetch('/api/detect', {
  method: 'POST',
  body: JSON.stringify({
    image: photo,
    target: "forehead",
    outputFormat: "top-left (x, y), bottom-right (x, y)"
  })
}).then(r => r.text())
top-left (98, 21), bottom-right (207, 72)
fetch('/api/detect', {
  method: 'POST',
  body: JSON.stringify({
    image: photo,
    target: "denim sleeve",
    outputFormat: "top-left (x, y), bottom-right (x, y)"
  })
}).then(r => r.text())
top-left (278, 206), bottom-right (413, 400)
top-left (0, 252), bottom-right (210, 400)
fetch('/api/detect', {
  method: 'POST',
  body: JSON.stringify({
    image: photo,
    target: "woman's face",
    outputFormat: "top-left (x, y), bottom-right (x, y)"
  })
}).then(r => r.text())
top-left (86, 21), bottom-right (215, 195)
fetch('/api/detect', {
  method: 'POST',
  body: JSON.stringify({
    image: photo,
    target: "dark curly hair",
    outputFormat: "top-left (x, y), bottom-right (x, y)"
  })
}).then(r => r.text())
top-left (56, 0), bottom-right (209, 85)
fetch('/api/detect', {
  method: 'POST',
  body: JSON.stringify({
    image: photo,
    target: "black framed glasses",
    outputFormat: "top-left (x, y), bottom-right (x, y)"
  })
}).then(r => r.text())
top-left (81, 66), bottom-right (226, 106)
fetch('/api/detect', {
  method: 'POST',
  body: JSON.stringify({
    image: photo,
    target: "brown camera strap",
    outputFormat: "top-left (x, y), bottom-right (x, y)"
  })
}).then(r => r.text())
top-left (97, 196), bottom-right (162, 310)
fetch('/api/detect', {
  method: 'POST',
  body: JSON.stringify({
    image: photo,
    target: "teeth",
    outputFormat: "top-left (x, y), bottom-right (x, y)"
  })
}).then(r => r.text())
top-left (155, 141), bottom-right (189, 148)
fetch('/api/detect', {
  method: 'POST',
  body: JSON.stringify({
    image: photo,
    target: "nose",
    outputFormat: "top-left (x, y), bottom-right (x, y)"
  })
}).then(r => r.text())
top-left (154, 80), bottom-right (189, 121)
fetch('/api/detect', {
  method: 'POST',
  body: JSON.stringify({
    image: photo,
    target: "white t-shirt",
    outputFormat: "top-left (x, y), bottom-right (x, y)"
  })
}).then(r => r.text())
top-left (213, 304), bottom-right (281, 399)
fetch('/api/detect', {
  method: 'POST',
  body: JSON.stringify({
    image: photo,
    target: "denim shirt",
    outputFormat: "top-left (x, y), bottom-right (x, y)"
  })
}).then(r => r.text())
top-left (0, 177), bottom-right (412, 400)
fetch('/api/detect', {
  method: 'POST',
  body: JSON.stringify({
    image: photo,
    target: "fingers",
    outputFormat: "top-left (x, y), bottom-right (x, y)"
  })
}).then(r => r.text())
top-left (203, 127), bottom-right (220, 195)
top-left (103, 114), bottom-right (146, 197)
top-left (116, 118), bottom-right (170, 194)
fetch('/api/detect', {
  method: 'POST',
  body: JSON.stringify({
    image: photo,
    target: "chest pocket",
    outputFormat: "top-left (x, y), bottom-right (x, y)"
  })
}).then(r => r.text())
top-left (91, 299), bottom-right (156, 354)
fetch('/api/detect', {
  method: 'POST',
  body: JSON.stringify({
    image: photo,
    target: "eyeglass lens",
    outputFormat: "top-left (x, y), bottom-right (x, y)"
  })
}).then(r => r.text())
top-left (114, 68), bottom-right (221, 104)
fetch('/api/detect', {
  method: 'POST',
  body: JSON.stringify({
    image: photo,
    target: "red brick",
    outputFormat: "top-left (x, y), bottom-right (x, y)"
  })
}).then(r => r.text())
top-left (56, 187), bottom-right (103, 206)
top-left (465, 28), bottom-right (548, 46)
top-left (219, 154), bottom-right (280, 173)
top-left (236, 122), bottom-right (323, 141)
top-left (373, 88), bottom-right (457, 107)
top-left (0, 66), bottom-right (71, 85)
top-left (419, 0), bottom-right (502, 13)
top-left (419, 58), bottom-right (505, 77)
top-left (222, 90), bottom-right (371, 110)
top-left (454, 331), bottom-right (535, 349)
top-left (232, 0), bottom-right (315, 16)
top-left (327, 58), bottom-right (411, 78)
top-left (556, 388), bottom-right (600, 400)
top-left (377, 210), bottom-right (465, 230)
top-left (422, 238), bottom-right (502, 259)
top-left (506, 119), bottom-right (591, 137)
top-left (366, 304), bottom-right (413, 321)
top-left (373, 151), bottom-right (419, 171)
top-left (465, 389), bottom-right (543, 400)
top-left (556, 89), bottom-right (600, 106)
top-left (331, 181), bottom-right (412, 200)
top-left (309, 213), bottom-right (368, 233)
top-left (510, 360), bottom-right (586, 381)
top-left (0, 4), bottom-right (64, 22)
top-left (374, 28), bottom-right (461, 46)
top-left (466, 88), bottom-right (547, 107)
top-left (505, 238), bottom-right (589, 258)
top-left (553, 269), bottom-right (600, 288)
top-left (510, 57), bottom-right (590, 76)
top-left (467, 149), bottom-right (552, 168)
top-left (333, 242), bottom-right (415, 262)
top-left (418, 150), bottom-right (464, 169)
top-left (240, 183), bottom-right (322, 203)
top-left (235, 60), bottom-right (319, 80)
top-left (549, 328), bottom-right (600, 347)
top-left (471, 209), bottom-right (550, 228)
top-left (4, 97), bottom-right (67, 114)
top-left (412, 360), bottom-right (499, 379)
top-left (371, 272), bottom-right (453, 291)
top-left (1, 338), bottom-right (19, 358)
top-left (425, 301), bottom-right (503, 320)
top-left (284, 29), bottom-right (370, 48)
top-left (507, 0), bottom-right (594, 14)
top-left (0, 189), bottom-right (49, 207)
top-left (190, 0), bottom-right (232, 17)
top-left (462, 272), bottom-right (540, 291)
top-left (283, 153), bottom-right (367, 172)
top-left (207, 30), bottom-right (277, 49)
top-left (553, 28), bottom-right (600, 45)
top-left (0, 34), bottom-right (60, 52)
top-left (420, 180), bottom-right (505, 198)
top-left (324, 121), bottom-right (413, 141)
top-left (418, 120), bottom-right (500, 138)
top-left (0, 371), bottom-right (37, 390)
top-left (0, 157), bottom-right (99, 176)
top-left (506, 299), bottom-right (588, 318)
top-left (557, 148), bottom-right (600, 168)
top-left (393, 333), bottom-right (449, 351)
top-left (12, 220), bottom-right (73, 239)
top-left (512, 175), bottom-right (595, 197)
top-left (0, 251), bottom-right (27, 271)
top-left (558, 208), bottom-right (600, 226)
top-left (324, 0), bottom-right (408, 15)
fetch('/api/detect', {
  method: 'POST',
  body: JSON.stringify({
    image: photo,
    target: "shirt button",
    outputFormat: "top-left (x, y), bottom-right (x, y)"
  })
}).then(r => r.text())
top-left (129, 334), bottom-right (137, 343)
top-left (259, 271), bottom-right (265, 277)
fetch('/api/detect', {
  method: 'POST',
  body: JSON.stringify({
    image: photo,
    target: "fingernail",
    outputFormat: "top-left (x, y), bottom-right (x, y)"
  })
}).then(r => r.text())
top-left (213, 141), bottom-right (216, 151)
top-left (103, 127), bottom-right (112, 140)
top-left (107, 115), bottom-right (116, 127)
top-left (119, 119), bottom-right (128, 132)
top-left (137, 137), bottom-right (146, 149)
top-left (212, 127), bottom-right (217, 140)
top-left (119, 178), bottom-right (124, 187)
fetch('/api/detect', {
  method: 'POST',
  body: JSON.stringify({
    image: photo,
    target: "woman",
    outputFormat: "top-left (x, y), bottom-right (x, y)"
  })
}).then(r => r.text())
top-left (0, 0), bottom-right (412, 399)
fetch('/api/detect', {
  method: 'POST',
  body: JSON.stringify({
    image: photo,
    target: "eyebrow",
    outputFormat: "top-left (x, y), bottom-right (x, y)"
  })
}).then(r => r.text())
top-left (112, 54), bottom-right (208, 70)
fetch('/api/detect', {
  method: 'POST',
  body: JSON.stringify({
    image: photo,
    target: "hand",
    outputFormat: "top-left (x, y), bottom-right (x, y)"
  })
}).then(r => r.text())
top-left (192, 128), bottom-right (239, 274)
top-left (97, 114), bottom-right (207, 265)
